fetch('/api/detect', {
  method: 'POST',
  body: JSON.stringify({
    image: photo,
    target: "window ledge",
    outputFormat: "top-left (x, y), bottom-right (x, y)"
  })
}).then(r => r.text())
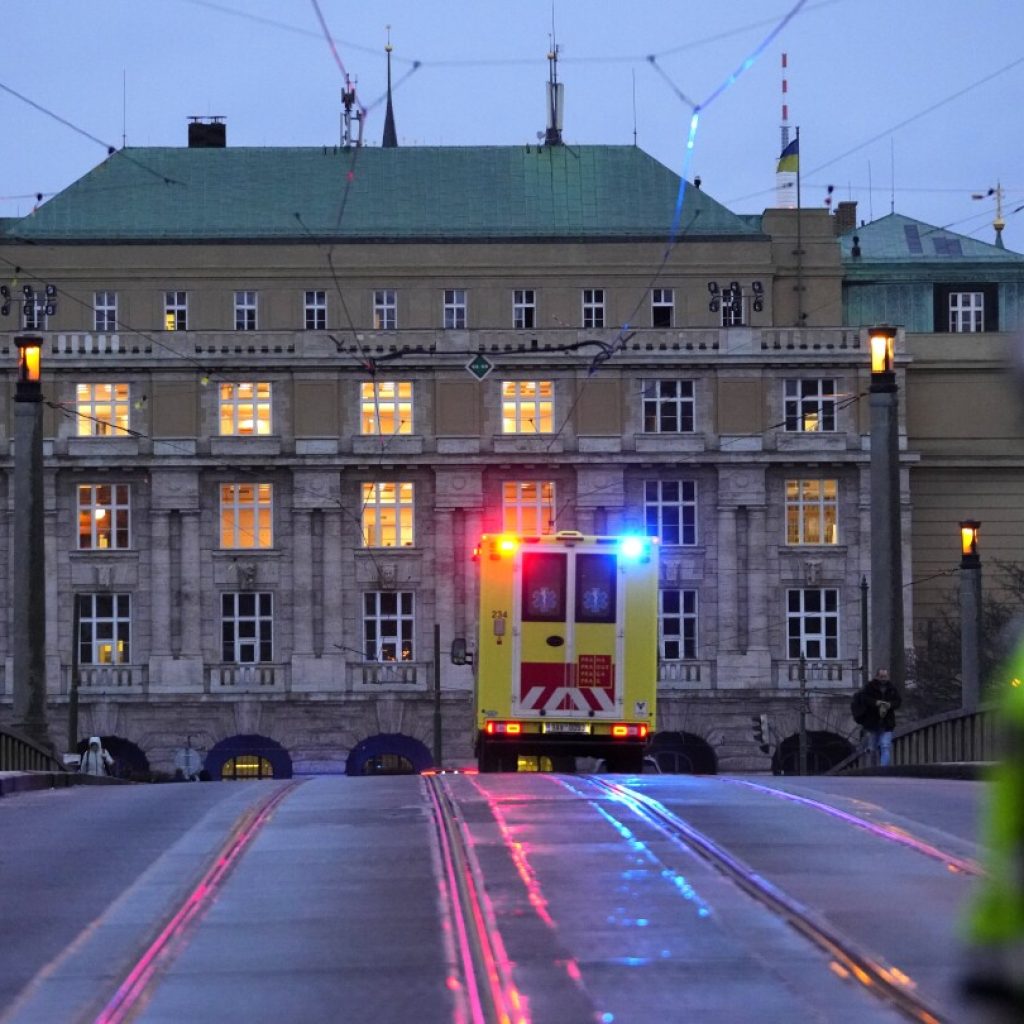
top-left (210, 436), bottom-right (281, 457)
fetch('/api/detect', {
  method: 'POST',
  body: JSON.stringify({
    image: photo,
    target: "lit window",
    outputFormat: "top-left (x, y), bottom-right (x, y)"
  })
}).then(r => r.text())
top-left (77, 593), bottom-right (130, 665)
top-left (363, 591), bottom-right (415, 661)
top-left (221, 592), bottom-right (273, 663)
top-left (76, 383), bottom-right (131, 437)
top-left (374, 289), bottom-right (397, 330)
top-left (304, 290), bottom-right (327, 331)
top-left (221, 755), bottom-right (274, 780)
top-left (360, 381), bottom-right (413, 435)
top-left (502, 481), bottom-right (556, 534)
top-left (219, 382), bottom-right (272, 436)
top-left (949, 291), bottom-right (984, 333)
top-left (513, 289), bottom-right (536, 329)
top-left (94, 291), bottom-right (117, 332)
top-left (642, 379), bottom-right (695, 433)
top-left (78, 484), bottom-right (131, 550)
top-left (787, 588), bottom-right (839, 659)
top-left (220, 483), bottom-right (273, 549)
top-left (784, 379), bottom-right (837, 432)
top-left (443, 289), bottom-right (467, 329)
top-left (786, 479), bottom-right (839, 545)
top-left (582, 288), bottom-right (605, 329)
top-left (234, 290), bottom-right (258, 331)
top-left (501, 380), bottom-right (554, 433)
top-left (644, 480), bottom-right (697, 546)
top-left (660, 589), bottom-right (697, 660)
top-left (362, 482), bottom-right (414, 547)
top-left (651, 288), bottom-right (674, 328)
top-left (164, 291), bottom-right (187, 331)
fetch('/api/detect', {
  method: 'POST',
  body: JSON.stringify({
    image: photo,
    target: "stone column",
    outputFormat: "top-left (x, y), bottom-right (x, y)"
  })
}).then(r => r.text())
top-left (291, 509), bottom-right (314, 655)
top-left (179, 510), bottom-right (202, 658)
top-left (747, 505), bottom-right (769, 651)
top-left (717, 505), bottom-right (738, 655)
top-left (149, 512), bottom-right (172, 657)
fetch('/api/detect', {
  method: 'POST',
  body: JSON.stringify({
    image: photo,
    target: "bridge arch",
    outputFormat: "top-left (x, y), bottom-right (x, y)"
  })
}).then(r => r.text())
top-left (346, 733), bottom-right (433, 776)
top-left (772, 730), bottom-right (855, 775)
top-left (649, 731), bottom-right (718, 774)
top-left (76, 735), bottom-right (150, 780)
top-left (205, 734), bottom-right (293, 780)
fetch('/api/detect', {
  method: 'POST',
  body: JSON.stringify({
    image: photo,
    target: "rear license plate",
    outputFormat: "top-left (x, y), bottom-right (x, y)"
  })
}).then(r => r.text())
top-left (542, 722), bottom-right (591, 735)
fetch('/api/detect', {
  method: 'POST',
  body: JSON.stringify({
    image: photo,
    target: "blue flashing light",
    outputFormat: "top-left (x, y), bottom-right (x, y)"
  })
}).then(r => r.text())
top-left (617, 535), bottom-right (648, 561)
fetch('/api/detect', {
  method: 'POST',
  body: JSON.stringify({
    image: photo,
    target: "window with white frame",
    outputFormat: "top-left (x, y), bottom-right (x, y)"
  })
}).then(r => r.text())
top-left (513, 289), bottom-right (536, 329)
top-left (78, 484), bottom-right (131, 550)
top-left (94, 291), bottom-right (117, 332)
top-left (949, 291), bottom-right (984, 333)
top-left (651, 288), bottom-right (674, 328)
top-left (786, 588), bottom-right (839, 659)
top-left (360, 381), bottom-right (413, 435)
top-left (219, 483), bottom-right (273, 549)
top-left (23, 296), bottom-right (47, 331)
top-left (221, 592), bottom-right (273, 663)
top-left (721, 283), bottom-right (744, 327)
top-left (234, 290), bottom-right (258, 331)
top-left (660, 589), bottom-right (698, 660)
top-left (502, 481), bottom-right (556, 535)
top-left (501, 380), bottom-right (554, 433)
top-left (361, 482), bottom-right (414, 547)
top-left (443, 289), bottom-right (467, 329)
top-left (363, 591), bottom-right (415, 661)
top-left (75, 383), bottom-right (130, 437)
top-left (219, 382), bottom-right (272, 436)
top-left (642, 379), bottom-right (695, 433)
top-left (644, 480), bottom-right (697, 546)
top-left (304, 290), bottom-right (327, 330)
top-left (582, 288), bottom-right (605, 329)
top-left (784, 378), bottom-right (837, 432)
top-left (164, 291), bottom-right (187, 331)
top-left (374, 289), bottom-right (397, 330)
top-left (785, 479), bottom-right (838, 545)
top-left (77, 593), bottom-right (131, 665)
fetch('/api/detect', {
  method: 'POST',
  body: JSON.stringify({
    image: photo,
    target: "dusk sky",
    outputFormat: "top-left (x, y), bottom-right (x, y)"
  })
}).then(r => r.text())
top-left (4, 0), bottom-right (1023, 249)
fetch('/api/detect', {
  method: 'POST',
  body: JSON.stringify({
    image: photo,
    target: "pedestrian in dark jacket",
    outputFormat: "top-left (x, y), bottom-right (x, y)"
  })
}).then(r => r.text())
top-left (851, 669), bottom-right (902, 767)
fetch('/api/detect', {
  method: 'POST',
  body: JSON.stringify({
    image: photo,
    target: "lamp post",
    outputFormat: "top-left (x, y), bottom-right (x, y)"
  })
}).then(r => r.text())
top-left (959, 520), bottom-right (982, 712)
top-left (868, 326), bottom-right (905, 694)
top-left (12, 334), bottom-right (52, 751)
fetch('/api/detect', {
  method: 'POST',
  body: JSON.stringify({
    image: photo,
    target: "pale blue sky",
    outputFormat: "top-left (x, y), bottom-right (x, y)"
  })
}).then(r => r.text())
top-left (4, 0), bottom-right (1023, 248)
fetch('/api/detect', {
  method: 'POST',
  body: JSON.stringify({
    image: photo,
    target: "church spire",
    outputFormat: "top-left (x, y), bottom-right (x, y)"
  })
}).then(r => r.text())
top-left (382, 28), bottom-right (398, 149)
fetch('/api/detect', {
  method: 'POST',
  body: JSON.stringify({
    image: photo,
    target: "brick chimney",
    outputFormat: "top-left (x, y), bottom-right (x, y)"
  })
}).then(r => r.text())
top-left (833, 200), bottom-right (857, 236)
top-left (187, 116), bottom-right (226, 148)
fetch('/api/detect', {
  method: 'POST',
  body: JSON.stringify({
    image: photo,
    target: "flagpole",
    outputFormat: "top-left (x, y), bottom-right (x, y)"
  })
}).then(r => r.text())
top-left (795, 125), bottom-right (804, 325)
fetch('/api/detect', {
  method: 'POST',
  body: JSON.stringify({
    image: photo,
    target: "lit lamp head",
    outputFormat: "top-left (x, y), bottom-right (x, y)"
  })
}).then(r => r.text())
top-left (869, 326), bottom-right (896, 376)
top-left (14, 334), bottom-right (42, 397)
top-left (959, 519), bottom-right (981, 562)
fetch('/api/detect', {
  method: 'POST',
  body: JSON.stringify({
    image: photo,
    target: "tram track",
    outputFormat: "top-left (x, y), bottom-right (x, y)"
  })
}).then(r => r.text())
top-left (585, 776), bottom-right (948, 1024)
top-left (423, 773), bottom-right (530, 1024)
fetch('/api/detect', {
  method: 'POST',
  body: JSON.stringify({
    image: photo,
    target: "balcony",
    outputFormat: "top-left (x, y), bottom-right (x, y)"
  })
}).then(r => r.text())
top-left (206, 664), bottom-right (291, 692)
top-left (658, 660), bottom-right (716, 690)
top-left (350, 661), bottom-right (424, 690)
top-left (64, 664), bottom-right (148, 694)
top-left (772, 659), bottom-right (857, 689)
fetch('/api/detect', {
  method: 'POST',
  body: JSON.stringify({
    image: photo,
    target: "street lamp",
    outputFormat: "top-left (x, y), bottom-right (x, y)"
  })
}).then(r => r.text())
top-left (868, 325), bottom-right (905, 696)
top-left (11, 334), bottom-right (51, 751)
top-left (959, 519), bottom-right (982, 713)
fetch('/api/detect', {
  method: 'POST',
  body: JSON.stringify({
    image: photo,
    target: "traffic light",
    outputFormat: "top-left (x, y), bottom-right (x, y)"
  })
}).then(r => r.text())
top-left (751, 713), bottom-right (771, 755)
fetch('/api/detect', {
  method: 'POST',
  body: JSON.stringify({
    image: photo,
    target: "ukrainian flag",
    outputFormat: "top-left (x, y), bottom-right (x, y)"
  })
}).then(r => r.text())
top-left (777, 138), bottom-right (799, 174)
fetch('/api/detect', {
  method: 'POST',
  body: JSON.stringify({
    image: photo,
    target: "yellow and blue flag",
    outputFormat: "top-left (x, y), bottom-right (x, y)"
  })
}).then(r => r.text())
top-left (777, 138), bottom-right (799, 174)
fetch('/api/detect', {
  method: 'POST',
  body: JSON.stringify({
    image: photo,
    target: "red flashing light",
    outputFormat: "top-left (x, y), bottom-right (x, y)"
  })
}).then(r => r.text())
top-left (485, 721), bottom-right (496, 735)
top-left (638, 724), bottom-right (648, 739)
top-left (611, 723), bottom-right (648, 739)
top-left (484, 720), bottom-right (522, 736)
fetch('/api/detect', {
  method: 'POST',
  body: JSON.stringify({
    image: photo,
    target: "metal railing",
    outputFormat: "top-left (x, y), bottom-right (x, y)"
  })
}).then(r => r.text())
top-left (0, 725), bottom-right (66, 772)
top-left (829, 704), bottom-right (1001, 774)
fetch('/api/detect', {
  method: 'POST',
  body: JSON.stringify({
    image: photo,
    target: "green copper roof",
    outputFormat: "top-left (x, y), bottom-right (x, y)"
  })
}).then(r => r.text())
top-left (839, 212), bottom-right (1024, 263)
top-left (4, 145), bottom-right (760, 243)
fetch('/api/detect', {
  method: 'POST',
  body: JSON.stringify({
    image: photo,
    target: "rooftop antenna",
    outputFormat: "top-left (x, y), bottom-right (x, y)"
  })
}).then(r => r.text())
top-left (631, 68), bottom-right (637, 146)
top-left (544, 21), bottom-right (563, 146)
top-left (121, 69), bottom-right (127, 148)
top-left (890, 137), bottom-right (895, 214)
top-left (775, 52), bottom-right (796, 208)
top-left (341, 71), bottom-right (363, 148)
top-left (382, 26), bottom-right (398, 148)
top-left (972, 182), bottom-right (1006, 248)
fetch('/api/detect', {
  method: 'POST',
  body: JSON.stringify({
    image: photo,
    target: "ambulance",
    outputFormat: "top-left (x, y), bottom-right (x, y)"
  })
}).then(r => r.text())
top-left (468, 531), bottom-right (658, 772)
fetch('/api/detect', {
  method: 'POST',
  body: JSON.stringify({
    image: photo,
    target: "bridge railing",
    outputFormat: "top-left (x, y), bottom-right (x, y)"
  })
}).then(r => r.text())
top-left (0, 725), bottom-right (67, 773)
top-left (829, 704), bottom-right (1002, 774)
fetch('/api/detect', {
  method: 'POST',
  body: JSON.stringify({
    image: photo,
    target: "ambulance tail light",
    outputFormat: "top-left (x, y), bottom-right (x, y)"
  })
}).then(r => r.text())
top-left (611, 724), bottom-right (649, 739)
top-left (484, 721), bottom-right (522, 735)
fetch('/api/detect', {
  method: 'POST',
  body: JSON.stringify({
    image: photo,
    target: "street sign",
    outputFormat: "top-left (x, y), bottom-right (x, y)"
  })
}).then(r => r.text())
top-left (465, 354), bottom-right (493, 381)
